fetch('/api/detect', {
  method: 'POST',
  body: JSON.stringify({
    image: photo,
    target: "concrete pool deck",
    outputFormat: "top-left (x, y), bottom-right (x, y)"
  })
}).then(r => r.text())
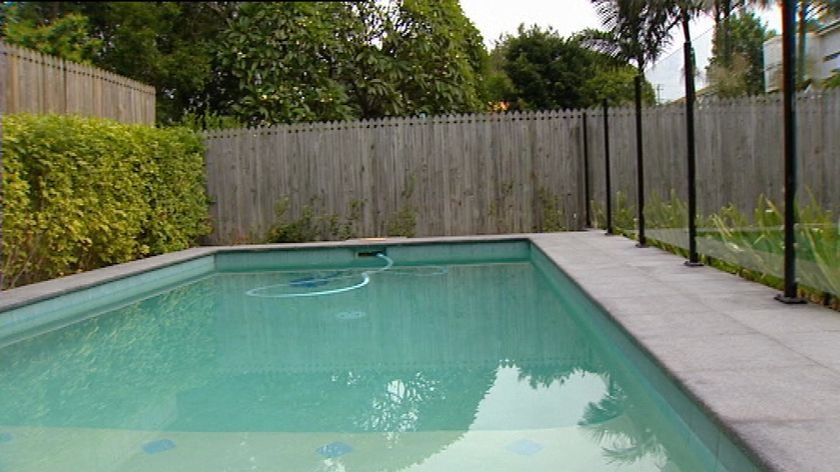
top-left (531, 231), bottom-right (840, 472)
top-left (2, 230), bottom-right (840, 471)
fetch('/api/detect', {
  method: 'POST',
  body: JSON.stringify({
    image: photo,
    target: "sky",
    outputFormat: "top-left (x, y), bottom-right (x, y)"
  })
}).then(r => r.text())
top-left (460, 0), bottom-right (782, 102)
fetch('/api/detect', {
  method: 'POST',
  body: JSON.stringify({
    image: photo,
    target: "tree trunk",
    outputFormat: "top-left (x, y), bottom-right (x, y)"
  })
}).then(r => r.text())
top-left (712, 0), bottom-right (740, 66)
top-left (797, 0), bottom-right (808, 88)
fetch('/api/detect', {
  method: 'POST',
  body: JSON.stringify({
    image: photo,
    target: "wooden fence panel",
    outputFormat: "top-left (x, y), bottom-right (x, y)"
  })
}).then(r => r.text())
top-left (204, 111), bottom-right (586, 243)
top-left (205, 91), bottom-right (839, 244)
top-left (1, 41), bottom-right (155, 124)
top-left (585, 90), bottom-right (839, 230)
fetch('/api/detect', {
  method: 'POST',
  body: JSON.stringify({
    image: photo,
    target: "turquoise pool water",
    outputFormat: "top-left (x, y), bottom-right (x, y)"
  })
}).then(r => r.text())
top-left (0, 243), bottom-right (754, 471)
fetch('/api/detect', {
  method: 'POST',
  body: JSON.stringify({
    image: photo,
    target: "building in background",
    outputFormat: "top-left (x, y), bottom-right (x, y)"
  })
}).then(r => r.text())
top-left (764, 18), bottom-right (840, 92)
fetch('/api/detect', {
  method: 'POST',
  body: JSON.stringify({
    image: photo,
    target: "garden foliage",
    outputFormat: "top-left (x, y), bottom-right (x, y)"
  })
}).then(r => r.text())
top-left (2, 114), bottom-right (210, 288)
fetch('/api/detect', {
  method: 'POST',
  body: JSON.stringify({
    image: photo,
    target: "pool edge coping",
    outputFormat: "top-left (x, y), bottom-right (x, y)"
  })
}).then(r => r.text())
top-left (531, 231), bottom-right (840, 472)
top-left (529, 239), bottom-right (771, 472)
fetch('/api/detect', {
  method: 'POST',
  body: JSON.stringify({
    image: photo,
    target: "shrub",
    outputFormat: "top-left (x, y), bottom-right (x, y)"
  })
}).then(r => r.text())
top-left (265, 197), bottom-right (361, 243)
top-left (2, 114), bottom-right (210, 288)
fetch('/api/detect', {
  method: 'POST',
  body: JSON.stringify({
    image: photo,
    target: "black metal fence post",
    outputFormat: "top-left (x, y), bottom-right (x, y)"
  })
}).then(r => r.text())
top-left (603, 99), bottom-right (613, 235)
top-left (0, 42), bottom-right (5, 291)
top-left (684, 40), bottom-right (702, 267)
top-left (776, 0), bottom-right (805, 304)
top-left (634, 75), bottom-right (646, 247)
top-left (582, 111), bottom-right (591, 228)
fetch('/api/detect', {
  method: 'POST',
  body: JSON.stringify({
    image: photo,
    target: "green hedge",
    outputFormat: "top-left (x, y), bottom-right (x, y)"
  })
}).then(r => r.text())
top-left (2, 114), bottom-right (210, 288)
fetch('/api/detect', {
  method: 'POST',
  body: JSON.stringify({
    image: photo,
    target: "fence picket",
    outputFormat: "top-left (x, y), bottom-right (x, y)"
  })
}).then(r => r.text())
top-left (204, 92), bottom-right (840, 244)
top-left (1, 40), bottom-right (155, 124)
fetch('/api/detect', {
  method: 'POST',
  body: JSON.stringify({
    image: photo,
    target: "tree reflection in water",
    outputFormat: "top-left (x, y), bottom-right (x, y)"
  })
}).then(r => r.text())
top-left (577, 372), bottom-right (700, 471)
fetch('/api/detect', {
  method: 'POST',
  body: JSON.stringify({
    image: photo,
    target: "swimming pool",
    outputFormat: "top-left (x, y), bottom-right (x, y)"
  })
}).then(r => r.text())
top-left (0, 240), bottom-right (757, 471)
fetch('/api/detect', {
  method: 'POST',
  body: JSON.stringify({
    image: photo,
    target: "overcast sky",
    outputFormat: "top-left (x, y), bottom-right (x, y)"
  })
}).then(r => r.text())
top-left (460, 0), bottom-right (782, 102)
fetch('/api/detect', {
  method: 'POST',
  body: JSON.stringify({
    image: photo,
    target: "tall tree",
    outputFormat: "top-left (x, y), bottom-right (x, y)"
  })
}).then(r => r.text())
top-left (216, 0), bottom-right (488, 126)
top-left (382, 0), bottom-right (487, 115)
top-left (216, 2), bottom-right (358, 125)
top-left (587, 0), bottom-right (678, 76)
top-left (707, 10), bottom-right (772, 96)
top-left (1, 5), bottom-right (101, 63)
top-left (2, 1), bottom-right (488, 126)
top-left (489, 25), bottom-right (653, 110)
top-left (710, 1), bottom-right (772, 67)
top-left (1, 2), bottom-right (234, 125)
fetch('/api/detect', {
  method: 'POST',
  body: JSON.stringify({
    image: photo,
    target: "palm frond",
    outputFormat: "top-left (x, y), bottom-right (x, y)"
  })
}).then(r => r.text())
top-left (589, 0), bottom-right (683, 71)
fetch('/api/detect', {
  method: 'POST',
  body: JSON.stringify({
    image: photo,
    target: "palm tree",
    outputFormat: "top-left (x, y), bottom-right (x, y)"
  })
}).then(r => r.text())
top-left (578, 376), bottom-right (672, 467)
top-left (587, 0), bottom-right (679, 247)
top-left (587, 0), bottom-right (679, 75)
top-left (707, 1), bottom-right (840, 88)
top-left (710, 1), bottom-right (773, 68)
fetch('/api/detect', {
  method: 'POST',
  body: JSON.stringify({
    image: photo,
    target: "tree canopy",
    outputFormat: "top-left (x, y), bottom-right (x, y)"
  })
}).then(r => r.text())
top-left (707, 10), bottom-right (772, 97)
top-left (1, 2), bottom-right (234, 125)
top-left (1, 1), bottom-right (487, 126)
top-left (216, 0), bottom-right (488, 126)
top-left (587, 0), bottom-right (678, 74)
top-left (1, 1), bottom-right (682, 125)
top-left (1, 6), bottom-right (101, 63)
top-left (487, 25), bottom-right (654, 110)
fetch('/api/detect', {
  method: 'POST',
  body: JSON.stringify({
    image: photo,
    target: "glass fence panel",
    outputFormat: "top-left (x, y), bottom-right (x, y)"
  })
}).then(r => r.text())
top-left (694, 95), bottom-right (785, 286)
top-left (643, 102), bottom-right (690, 252)
top-left (796, 91), bottom-right (840, 300)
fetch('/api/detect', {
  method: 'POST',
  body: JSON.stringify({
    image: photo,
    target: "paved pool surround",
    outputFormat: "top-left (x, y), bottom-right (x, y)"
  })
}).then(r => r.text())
top-left (3, 231), bottom-right (840, 471)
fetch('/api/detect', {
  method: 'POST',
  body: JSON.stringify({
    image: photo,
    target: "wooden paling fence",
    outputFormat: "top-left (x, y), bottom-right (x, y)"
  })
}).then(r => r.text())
top-left (204, 110), bottom-right (587, 243)
top-left (584, 89), bottom-right (840, 221)
top-left (1, 41), bottom-right (155, 124)
top-left (204, 90), bottom-right (840, 244)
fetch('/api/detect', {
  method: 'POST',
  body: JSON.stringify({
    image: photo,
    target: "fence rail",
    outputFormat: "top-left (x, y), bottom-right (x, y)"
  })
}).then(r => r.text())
top-left (204, 90), bottom-right (840, 245)
top-left (1, 41), bottom-right (155, 125)
top-left (204, 110), bottom-right (587, 243)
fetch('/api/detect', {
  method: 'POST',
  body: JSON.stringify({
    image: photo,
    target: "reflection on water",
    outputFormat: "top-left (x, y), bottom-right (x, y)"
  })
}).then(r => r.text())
top-left (0, 262), bottom-right (714, 471)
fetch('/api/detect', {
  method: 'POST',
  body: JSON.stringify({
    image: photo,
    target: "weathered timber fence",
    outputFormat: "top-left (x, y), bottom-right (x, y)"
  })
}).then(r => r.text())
top-left (1, 41), bottom-right (155, 125)
top-left (584, 90), bottom-right (840, 221)
top-left (204, 90), bottom-right (839, 244)
top-left (204, 110), bottom-right (587, 243)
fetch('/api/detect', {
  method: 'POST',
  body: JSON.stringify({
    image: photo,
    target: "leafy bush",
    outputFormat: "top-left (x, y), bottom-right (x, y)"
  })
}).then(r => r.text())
top-left (265, 197), bottom-right (361, 243)
top-left (2, 114), bottom-right (210, 288)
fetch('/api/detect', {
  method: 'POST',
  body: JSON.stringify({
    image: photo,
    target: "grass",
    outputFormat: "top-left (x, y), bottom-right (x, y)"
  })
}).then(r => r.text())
top-left (699, 227), bottom-right (838, 263)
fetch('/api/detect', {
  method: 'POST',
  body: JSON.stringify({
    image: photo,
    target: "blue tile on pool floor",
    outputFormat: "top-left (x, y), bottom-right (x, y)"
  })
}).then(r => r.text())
top-left (0, 432), bottom-right (12, 444)
top-left (507, 439), bottom-right (543, 456)
top-left (317, 441), bottom-right (353, 458)
top-left (142, 439), bottom-right (176, 455)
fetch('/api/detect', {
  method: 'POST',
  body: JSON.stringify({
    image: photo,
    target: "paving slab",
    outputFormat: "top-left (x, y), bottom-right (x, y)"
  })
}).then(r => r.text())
top-left (769, 331), bottom-right (840, 370)
top-left (681, 365), bottom-right (840, 421)
top-left (731, 420), bottom-right (840, 472)
top-left (640, 333), bottom-right (814, 372)
top-left (724, 307), bottom-right (840, 334)
top-left (530, 231), bottom-right (840, 472)
top-left (596, 293), bottom-right (712, 317)
top-left (615, 310), bottom-right (754, 339)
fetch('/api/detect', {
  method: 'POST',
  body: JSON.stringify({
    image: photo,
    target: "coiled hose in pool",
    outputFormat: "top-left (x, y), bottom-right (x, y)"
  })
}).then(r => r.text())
top-left (245, 253), bottom-right (393, 299)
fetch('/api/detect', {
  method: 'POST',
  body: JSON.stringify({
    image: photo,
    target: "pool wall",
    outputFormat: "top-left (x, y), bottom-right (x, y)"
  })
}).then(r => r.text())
top-left (0, 239), bottom-right (530, 347)
top-left (531, 245), bottom-right (758, 471)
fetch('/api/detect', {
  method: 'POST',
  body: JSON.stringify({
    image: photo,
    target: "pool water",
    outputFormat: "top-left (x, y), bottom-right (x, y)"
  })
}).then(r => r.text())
top-left (0, 247), bottom-right (748, 471)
